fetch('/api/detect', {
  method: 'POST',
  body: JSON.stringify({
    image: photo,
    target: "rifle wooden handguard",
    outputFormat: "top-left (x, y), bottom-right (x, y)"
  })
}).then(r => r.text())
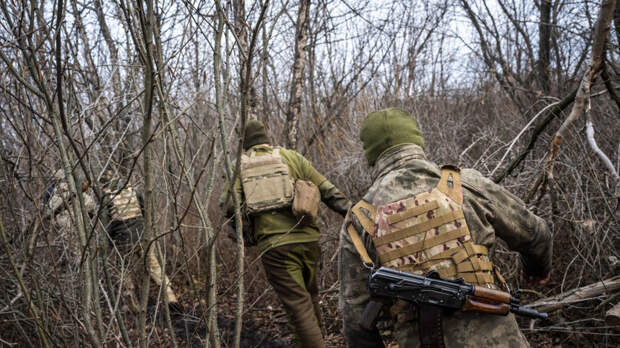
top-left (473, 285), bottom-right (511, 303)
top-left (463, 296), bottom-right (509, 315)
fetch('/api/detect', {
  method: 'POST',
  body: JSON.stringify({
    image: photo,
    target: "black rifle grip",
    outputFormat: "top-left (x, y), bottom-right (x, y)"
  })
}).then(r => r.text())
top-left (360, 299), bottom-right (384, 331)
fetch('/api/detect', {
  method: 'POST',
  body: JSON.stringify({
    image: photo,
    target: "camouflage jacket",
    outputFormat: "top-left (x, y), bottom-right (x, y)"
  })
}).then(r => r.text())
top-left (47, 180), bottom-right (96, 232)
top-left (222, 144), bottom-right (351, 253)
top-left (339, 144), bottom-right (552, 348)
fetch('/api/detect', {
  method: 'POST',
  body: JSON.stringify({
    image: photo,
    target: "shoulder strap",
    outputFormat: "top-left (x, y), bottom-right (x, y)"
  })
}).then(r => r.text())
top-left (346, 222), bottom-right (373, 266)
top-left (346, 200), bottom-right (377, 266)
top-left (436, 165), bottom-right (463, 205)
top-left (351, 200), bottom-right (376, 235)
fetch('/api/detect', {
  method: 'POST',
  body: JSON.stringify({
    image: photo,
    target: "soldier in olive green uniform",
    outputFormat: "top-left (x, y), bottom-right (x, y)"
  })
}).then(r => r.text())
top-left (102, 177), bottom-right (181, 313)
top-left (339, 108), bottom-right (552, 348)
top-left (222, 120), bottom-right (351, 348)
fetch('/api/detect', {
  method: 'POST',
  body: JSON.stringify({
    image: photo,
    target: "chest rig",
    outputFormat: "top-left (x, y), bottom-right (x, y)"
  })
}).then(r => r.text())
top-left (348, 166), bottom-right (496, 287)
top-left (240, 147), bottom-right (294, 214)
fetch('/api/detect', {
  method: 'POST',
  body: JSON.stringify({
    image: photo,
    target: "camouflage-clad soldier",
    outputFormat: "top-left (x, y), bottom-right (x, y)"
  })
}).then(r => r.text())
top-left (46, 169), bottom-right (96, 259)
top-left (221, 120), bottom-right (351, 348)
top-left (339, 108), bottom-right (552, 348)
top-left (102, 175), bottom-right (180, 313)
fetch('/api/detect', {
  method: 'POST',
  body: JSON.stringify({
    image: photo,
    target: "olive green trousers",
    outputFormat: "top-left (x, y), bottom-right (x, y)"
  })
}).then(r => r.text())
top-left (261, 242), bottom-right (324, 348)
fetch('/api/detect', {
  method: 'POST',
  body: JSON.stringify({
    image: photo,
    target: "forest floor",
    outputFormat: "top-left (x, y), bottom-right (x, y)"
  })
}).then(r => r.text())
top-left (142, 286), bottom-right (345, 347)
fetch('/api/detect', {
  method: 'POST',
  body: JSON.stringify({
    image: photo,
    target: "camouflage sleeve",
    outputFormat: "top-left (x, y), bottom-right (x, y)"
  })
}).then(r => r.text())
top-left (338, 216), bottom-right (385, 348)
top-left (465, 170), bottom-right (553, 277)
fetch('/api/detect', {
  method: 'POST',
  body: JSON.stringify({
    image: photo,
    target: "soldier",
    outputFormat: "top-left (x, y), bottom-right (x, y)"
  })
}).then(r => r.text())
top-left (339, 108), bottom-right (552, 347)
top-left (221, 120), bottom-right (351, 348)
top-left (45, 168), bottom-right (96, 262)
top-left (101, 172), bottom-right (181, 315)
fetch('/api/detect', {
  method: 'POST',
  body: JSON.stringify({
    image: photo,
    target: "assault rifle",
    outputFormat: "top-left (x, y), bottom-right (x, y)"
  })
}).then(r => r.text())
top-left (361, 266), bottom-right (547, 330)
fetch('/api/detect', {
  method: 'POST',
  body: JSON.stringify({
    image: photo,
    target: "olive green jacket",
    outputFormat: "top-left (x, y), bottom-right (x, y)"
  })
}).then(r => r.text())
top-left (339, 144), bottom-right (552, 348)
top-left (222, 144), bottom-right (351, 253)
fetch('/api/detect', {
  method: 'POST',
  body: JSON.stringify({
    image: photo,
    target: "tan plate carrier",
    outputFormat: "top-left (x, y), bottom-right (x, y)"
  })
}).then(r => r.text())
top-left (240, 147), bottom-right (295, 214)
top-left (347, 166), bottom-right (499, 287)
top-left (106, 186), bottom-right (142, 222)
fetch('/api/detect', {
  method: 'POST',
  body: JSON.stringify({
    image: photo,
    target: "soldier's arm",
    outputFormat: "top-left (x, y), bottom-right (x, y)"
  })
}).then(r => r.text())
top-left (338, 219), bottom-right (385, 348)
top-left (466, 171), bottom-right (552, 278)
top-left (295, 152), bottom-right (352, 216)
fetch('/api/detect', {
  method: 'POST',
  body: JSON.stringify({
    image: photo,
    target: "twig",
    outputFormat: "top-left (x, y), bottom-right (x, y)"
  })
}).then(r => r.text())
top-left (586, 119), bottom-right (619, 196)
top-left (490, 99), bottom-right (560, 177)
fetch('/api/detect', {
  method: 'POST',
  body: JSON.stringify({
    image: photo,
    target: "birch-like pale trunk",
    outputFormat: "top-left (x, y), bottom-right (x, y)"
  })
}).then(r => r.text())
top-left (286, 0), bottom-right (310, 150)
top-left (545, 0), bottom-right (617, 179)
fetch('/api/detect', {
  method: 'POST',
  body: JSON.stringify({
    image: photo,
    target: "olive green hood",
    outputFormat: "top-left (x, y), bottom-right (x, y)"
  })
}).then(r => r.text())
top-left (243, 120), bottom-right (271, 150)
top-left (360, 107), bottom-right (424, 166)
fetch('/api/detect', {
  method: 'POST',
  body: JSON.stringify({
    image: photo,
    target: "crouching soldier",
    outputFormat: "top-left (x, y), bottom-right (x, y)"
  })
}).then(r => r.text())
top-left (339, 108), bottom-right (553, 347)
top-left (101, 172), bottom-right (182, 315)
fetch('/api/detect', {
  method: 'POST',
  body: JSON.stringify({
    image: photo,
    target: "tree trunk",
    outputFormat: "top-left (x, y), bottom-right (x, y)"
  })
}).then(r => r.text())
top-left (286, 0), bottom-right (310, 150)
top-left (215, 3), bottom-right (245, 348)
top-left (538, 0), bottom-right (551, 94)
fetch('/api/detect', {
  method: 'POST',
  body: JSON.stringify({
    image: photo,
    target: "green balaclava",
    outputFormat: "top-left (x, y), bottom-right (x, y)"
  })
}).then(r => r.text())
top-left (243, 120), bottom-right (271, 150)
top-left (360, 107), bottom-right (424, 166)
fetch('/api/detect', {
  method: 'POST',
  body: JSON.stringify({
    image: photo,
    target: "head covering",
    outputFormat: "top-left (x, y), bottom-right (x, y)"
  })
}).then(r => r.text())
top-left (360, 107), bottom-right (425, 166)
top-left (243, 120), bottom-right (270, 150)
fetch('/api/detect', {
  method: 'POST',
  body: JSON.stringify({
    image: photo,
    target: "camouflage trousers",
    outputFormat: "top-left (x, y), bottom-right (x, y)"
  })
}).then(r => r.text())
top-left (389, 308), bottom-right (530, 348)
top-left (261, 242), bottom-right (324, 348)
top-left (113, 219), bottom-right (178, 308)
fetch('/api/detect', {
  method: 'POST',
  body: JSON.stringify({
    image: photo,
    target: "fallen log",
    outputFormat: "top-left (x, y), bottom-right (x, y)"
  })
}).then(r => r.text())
top-left (605, 302), bottom-right (620, 328)
top-left (529, 277), bottom-right (620, 312)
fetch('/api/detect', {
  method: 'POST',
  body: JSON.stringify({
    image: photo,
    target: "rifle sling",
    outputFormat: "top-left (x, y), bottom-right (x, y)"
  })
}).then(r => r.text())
top-left (418, 303), bottom-right (446, 348)
top-left (346, 200), bottom-right (377, 265)
top-left (346, 222), bottom-right (373, 265)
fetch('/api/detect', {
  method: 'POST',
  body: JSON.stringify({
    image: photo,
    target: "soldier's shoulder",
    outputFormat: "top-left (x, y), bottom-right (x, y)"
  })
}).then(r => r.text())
top-left (460, 168), bottom-right (491, 191)
top-left (279, 147), bottom-right (309, 168)
top-left (364, 162), bottom-right (439, 205)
